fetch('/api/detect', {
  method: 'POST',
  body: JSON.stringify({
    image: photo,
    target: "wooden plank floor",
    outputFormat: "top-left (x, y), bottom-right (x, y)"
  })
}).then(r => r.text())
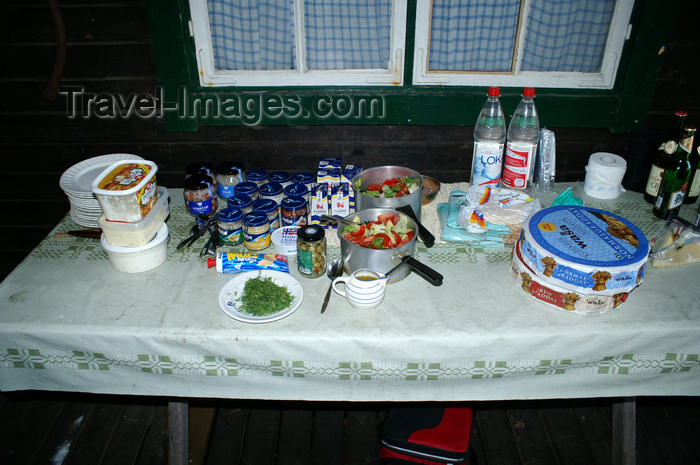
top-left (0, 392), bottom-right (698, 465)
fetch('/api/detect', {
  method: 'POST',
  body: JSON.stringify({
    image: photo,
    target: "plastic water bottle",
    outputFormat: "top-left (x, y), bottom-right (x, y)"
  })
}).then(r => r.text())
top-left (502, 88), bottom-right (540, 189)
top-left (470, 87), bottom-right (506, 187)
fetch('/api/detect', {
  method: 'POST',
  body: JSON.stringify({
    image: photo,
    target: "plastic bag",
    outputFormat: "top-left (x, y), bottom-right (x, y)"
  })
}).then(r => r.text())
top-left (649, 220), bottom-right (700, 268)
top-left (456, 186), bottom-right (541, 233)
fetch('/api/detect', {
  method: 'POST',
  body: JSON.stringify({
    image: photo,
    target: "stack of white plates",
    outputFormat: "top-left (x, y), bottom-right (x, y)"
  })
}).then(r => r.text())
top-left (59, 153), bottom-right (144, 227)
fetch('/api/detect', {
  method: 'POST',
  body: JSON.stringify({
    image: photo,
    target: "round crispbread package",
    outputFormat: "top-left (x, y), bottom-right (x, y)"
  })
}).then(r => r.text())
top-left (519, 206), bottom-right (649, 295)
top-left (511, 240), bottom-right (631, 315)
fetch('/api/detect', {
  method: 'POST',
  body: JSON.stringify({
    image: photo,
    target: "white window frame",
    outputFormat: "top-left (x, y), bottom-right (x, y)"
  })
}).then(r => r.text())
top-left (412, 0), bottom-right (635, 89)
top-left (188, 0), bottom-right (407, 87)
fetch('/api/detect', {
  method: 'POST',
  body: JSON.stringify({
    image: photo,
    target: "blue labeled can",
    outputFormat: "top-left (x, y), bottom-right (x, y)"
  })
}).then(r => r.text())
top-left (217, 207), bottom-right (243, 244)
top-left (292, 172), bottom-right (315, 186)
top-left (280, 196), bottom-right (308, 227)
top-left (268, 171), bottom-right (292, 187)
top-left (246, 168), bottom-right (268, 186)
top-left (242, 211), bottom-right (271, 251)
top-left (183, 174), bottom-right (218, 216)
top-left (283, 183), bottom-right (309, 202)
top-left (235, 181), bottom-right (259, 201)
top-left (253, 198), bottom-right (280, 230)
top-left (227, 193), bottom-right (253, 214)
top-left (259, 181), bottom-right (284, 204)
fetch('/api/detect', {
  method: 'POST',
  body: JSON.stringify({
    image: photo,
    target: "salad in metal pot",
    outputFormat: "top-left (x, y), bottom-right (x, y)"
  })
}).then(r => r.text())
top-left (342, 213), bottom-right (415, 250)
top-left (355, 176), bottom-right (420, 198)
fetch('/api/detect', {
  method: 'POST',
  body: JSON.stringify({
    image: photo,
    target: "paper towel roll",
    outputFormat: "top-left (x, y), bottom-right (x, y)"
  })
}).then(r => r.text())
top-left (584, 152), bottom-right (627, 199)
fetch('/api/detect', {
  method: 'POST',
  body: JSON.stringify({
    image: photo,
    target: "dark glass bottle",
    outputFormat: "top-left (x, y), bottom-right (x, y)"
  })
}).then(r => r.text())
top-left (652, 127), bottom-right (694, 219)
top-left (683, 137), bottom-right (699, 204)
top-left (644, 110), bottom-right (687, 204)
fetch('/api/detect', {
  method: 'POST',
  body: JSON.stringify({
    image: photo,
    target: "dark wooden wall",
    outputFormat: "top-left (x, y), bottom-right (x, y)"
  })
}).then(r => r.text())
top-left (1, 0), bottom-right (699, 281)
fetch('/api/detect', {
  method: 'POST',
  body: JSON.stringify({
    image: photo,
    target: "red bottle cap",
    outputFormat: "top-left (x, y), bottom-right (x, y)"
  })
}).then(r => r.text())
top-left (207, 258), bottom-right (216, 268)
top-left (523, 87), bottom-right (535, 97)
top-left (488, 87), bottom-right (500, 97)
top-left (675, 110), bottom-right (688, 117)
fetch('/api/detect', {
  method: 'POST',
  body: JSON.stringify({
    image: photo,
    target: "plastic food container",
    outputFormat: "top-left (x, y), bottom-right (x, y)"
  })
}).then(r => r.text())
top-left (91, 159), bottom-right (158, 222)
top-left (271, 226), bottom-right (299, 256)
top-left (99, 186), bottom-right (170, 247)
top-left (101, 223), bottom-right (169, 273)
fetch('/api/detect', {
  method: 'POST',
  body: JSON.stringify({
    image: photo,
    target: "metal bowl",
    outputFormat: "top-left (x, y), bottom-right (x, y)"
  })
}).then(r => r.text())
top-left (421, 176), bottom-right (440, 205)
top-left (352, 166), bottom-right (424, 220)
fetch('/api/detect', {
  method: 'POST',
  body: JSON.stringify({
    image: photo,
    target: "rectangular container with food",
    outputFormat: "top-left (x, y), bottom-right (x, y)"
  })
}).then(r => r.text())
top-left (99, 186), bottom-right (169, 247)
top-left (91, 160), bottom-right (158, 222)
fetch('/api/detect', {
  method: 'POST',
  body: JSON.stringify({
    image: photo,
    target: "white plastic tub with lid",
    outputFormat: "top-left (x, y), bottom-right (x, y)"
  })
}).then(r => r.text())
top-left (101, 223), bottom-right (169, 273)
top-left (91, 159), bottom-right (158, 222)
top-left (99, 186), bottom-right (170, 247)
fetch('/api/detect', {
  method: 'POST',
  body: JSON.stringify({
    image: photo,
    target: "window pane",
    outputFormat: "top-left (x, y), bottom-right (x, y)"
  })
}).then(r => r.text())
top-left (304, 0), bottom-right (392, 70)
top-left (207, 0), bottom-right (295, 70)
top-left (521, 0), bottom-right (615, 72)
top-left (428, 0), bottom-right (520, 72)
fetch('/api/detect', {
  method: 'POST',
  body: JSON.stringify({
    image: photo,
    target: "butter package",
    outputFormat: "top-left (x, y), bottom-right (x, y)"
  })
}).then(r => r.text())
top-left (317, 168), bottom-right (341, 188)
top-left (519, 206), bottom-right (648, 295)
top-left (341, 165), bottom-right (363, 212)
top-left (331, 183), bottom-right (350, 220)
top-left (319, 157), bottom-right (342, 170)
top-left (309, 183), bottom-right (331, 228)
top-left (511, 240), bottom-right (630, 315)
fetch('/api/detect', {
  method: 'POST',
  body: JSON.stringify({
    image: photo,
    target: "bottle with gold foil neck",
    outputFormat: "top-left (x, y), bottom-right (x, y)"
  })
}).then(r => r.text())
top-left (644, 110), bottom-right (687, 204)
top-left (652, 126), bottom-right (695, 219)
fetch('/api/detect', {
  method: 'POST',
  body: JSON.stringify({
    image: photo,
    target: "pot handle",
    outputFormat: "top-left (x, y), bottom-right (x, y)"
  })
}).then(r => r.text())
top-left (404, 256), bottom-right (443, 286)
top-left (396, 205), bottom-right (435, 248)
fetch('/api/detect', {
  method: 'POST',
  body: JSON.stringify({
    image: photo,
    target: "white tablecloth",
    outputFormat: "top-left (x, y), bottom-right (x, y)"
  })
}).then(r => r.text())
top-left (1, 183), bottom-right (698, 401)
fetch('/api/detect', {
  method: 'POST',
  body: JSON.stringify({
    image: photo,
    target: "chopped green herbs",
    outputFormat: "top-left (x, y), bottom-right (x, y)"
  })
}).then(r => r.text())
top-left (237, 275), bottom-right (294, 316)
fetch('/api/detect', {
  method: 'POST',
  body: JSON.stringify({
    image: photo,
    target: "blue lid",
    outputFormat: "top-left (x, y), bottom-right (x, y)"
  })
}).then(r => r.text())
top-left (281, 196), bottom-right (307, 211)
top-left (292, 172), bottom-right (315, 184)
top-left (227, 193), bottom-right (252, 209)
top-left (283, 183), bottom-right (309, 198)
top-left (269, 171), bottom-right (291, 183)
top-left (526, 206), bottom-right (649, 267)
top-left (259, 181), bottom-right (283, 196)
top-left (243, 211), bottom-right (269, 227)
top-left (252, 198), bottom-right (278, 214)
top-left (235, 181), bottom-right (258, 196)
top-left (217, 207), bottom-right (243, 222)
top-left (246, 169), bottom-right (268, 182)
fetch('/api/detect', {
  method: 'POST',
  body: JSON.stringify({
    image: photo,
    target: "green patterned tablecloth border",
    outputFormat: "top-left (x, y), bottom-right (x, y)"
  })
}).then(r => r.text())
top-left (2, 349), bottom-right (697, 381)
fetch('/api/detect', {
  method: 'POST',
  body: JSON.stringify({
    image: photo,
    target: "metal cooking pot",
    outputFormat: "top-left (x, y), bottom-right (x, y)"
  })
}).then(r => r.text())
top-left (335, 208), bottom-right (442, 285)
top-left (352, 166), bottom-right (423, 220)
top-left (352, 166), bottom-right (435, 247)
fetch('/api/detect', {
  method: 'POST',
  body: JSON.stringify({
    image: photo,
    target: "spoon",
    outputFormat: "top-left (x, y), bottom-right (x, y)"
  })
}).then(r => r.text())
top-left (321, 259), bottom-right (344, 314)
top-left (319, 214), bottom-right (356, 226)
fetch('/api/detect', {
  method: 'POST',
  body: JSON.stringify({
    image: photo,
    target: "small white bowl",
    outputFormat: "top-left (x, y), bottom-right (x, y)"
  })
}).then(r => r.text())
top-left (101, 223), bottom-right (169, 273)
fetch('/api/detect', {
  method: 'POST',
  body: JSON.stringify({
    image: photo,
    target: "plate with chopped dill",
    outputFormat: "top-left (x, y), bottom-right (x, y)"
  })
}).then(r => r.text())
top-left (218, 270), bottom-right (304, 323)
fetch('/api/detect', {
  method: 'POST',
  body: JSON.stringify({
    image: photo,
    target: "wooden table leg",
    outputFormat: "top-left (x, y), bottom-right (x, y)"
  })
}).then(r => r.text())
top-left (612, 397), bottom-right (636, 465)
top-left (169, 401), bottom-right (189, 465)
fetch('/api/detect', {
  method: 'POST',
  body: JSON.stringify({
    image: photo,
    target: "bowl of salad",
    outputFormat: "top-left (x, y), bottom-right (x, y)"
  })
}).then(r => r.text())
top-left (337, 208), bottom-right (442, 285)
top-left (352, 166), bottom-right (424, 220)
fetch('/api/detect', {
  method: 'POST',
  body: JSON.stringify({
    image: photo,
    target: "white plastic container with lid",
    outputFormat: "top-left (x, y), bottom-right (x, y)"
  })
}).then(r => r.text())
top-left (101, 223), bottom-right (169, 273)
top-left (99, 186), bottom-right (170, 247)
top-left (91, 159), bottom-right (158, 222)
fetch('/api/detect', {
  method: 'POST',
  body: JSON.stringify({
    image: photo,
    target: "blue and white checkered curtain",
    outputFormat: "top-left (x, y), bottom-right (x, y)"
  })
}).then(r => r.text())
top-left (304, 0), bottom-right (392, 70)
top-left (521, 0), bottom-right (615, 72)
top-left (429, 0), bottom-right (520, 72)
top-left (429, 0), bottom-right (615, 73)
top-left (207, 0), bottom-right (296, 70)
top-left (206, 0), bottom-right (392, 71)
